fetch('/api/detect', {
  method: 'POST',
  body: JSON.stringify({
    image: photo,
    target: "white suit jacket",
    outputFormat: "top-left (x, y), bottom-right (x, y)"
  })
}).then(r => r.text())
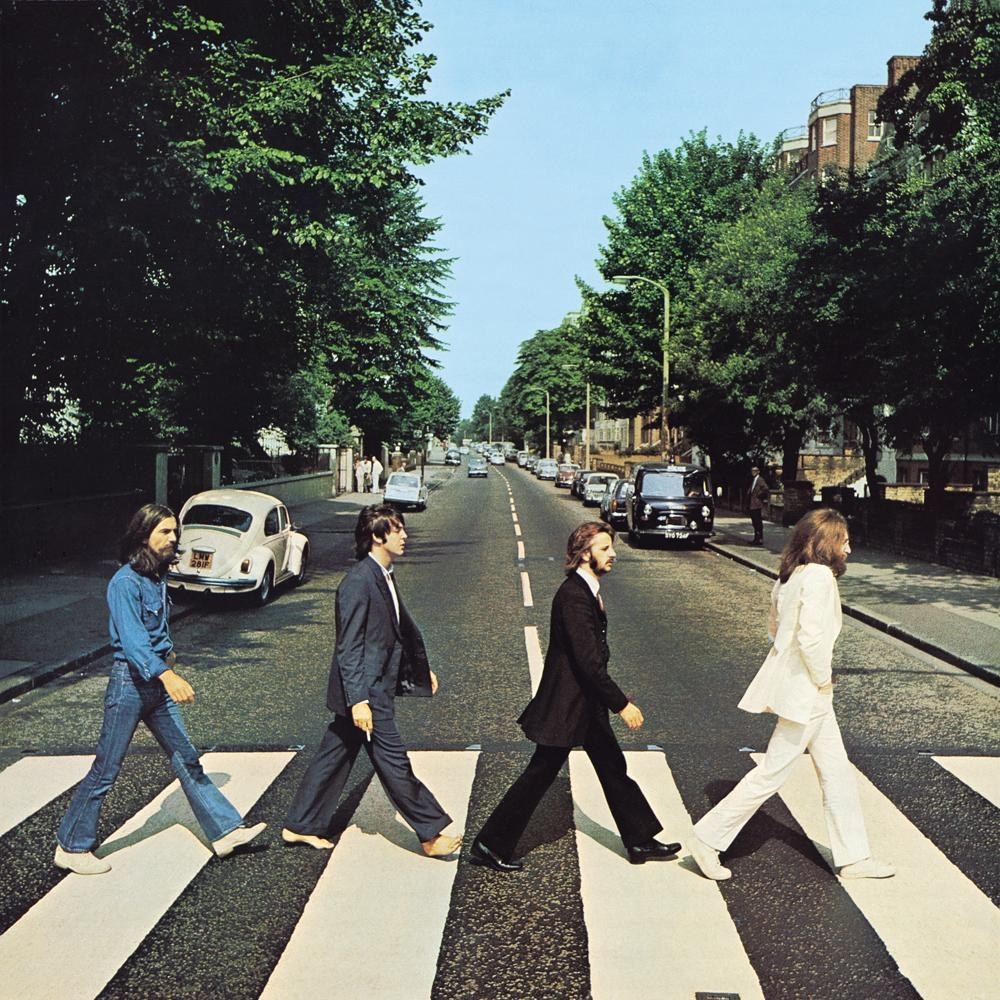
top-left (738, 563), bottom-right (841, 724)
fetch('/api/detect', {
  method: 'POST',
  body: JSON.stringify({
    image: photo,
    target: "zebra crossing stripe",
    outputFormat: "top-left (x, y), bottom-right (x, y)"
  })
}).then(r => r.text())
top-left (0, 751), bottom-right (293, 1000)
top-left (0, 755), bottom-right (93, 836)
top-left (766, 754), bottom-right (1000, 1000)
top-left (933, 755), bottom-right (1000, 809)
top-left (260, 751), bottom-right (478, 1000)
top-left (569, 751), bottom-right (765, 1000)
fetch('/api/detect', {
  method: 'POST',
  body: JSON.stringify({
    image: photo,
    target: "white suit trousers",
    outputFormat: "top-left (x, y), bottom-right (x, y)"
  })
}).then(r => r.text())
top-left (693, 692), bottom-right (871, 867)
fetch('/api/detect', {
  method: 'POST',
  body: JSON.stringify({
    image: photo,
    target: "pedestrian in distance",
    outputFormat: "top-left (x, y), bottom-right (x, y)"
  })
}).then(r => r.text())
top-left (282, 505), bottom-right (461, 858)
top-left (470, 522), bottom-right (681, 872)
top-left (362, 457), bottom-right (373, 493)
top-left (370, 454), bottom-right (384, 492)
top-left (748, 464), bottom-right (769, 545)
top-left (54, 504), bottom-right (266, 875)
top-left (688, 508), bottom-right (894, 882)
top-left (355, 457), bottom-right (365, 494)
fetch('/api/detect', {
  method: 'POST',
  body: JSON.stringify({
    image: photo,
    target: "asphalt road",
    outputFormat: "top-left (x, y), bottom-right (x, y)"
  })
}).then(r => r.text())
top-left (1, 461), bottom-right (997, 1000)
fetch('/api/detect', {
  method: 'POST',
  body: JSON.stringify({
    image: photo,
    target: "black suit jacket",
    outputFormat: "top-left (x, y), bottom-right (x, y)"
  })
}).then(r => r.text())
top-left (326, 556), bottom-right (433, 716)
top-left (518, 572), bottom-right (629, 747)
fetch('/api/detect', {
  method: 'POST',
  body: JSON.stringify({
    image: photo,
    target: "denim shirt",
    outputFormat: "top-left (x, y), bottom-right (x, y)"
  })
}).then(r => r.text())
top-left (108, 563), bottom-right (173, 681)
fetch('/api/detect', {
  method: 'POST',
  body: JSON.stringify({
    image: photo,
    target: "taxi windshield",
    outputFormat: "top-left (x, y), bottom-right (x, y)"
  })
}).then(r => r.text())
top-left (640, 471), bottom-right (710, 498)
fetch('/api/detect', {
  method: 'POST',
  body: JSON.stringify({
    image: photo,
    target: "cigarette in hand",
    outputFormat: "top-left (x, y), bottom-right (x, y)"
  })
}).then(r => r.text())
top-left (366, 729), bottom-right (371, 742)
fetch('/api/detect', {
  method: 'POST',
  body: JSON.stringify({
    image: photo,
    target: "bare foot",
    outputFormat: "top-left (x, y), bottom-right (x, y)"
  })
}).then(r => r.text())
top-left (422, 833), bottom-right (463, 858)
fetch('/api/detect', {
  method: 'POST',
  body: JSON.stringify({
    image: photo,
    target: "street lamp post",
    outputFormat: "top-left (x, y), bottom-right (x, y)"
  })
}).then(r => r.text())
top-left (612, 275), bottom-right (671, 462)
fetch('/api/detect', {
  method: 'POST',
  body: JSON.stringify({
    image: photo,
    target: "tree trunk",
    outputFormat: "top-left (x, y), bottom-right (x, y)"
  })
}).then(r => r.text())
top-left (857, 416), bottom-right (882, 503)
top-left (781, 426), bottom-right (803, 484)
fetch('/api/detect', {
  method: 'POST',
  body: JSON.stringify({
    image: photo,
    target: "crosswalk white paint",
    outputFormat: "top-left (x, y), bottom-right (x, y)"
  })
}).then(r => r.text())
top-left (569, 751), bottom-right (764, 1000)
top-left (0, 751), bottom-right (293, 1000)
top-left (0, 754), bottom-right (93, 836)
top-left (524, 625), bottom-right (544, 695)
top-left (933, 754), bottom-right (1000, 809)
top-left (767, 753), bottom-right (1000, 1000)
top-left (260, 751), bottom-right (478, 1000)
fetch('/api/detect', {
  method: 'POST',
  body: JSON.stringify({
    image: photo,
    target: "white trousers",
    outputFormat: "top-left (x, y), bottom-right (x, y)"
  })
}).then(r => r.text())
top-left (693, 692), bottom-right (871, 867)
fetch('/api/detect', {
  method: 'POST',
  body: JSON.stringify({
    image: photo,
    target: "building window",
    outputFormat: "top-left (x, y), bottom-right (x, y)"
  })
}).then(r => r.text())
top-left (868, 111), bottom-right (884, 140)
top-left (822, 117), bottom-right (838, 146)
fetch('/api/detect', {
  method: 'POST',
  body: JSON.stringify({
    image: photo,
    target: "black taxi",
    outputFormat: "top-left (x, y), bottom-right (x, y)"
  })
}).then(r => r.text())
top-left (625, 463), bottom-right (715, 547)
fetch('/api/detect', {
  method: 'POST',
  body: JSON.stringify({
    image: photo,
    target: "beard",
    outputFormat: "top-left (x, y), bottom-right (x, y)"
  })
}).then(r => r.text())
top-left (589, 554), bottom-right (613, 576)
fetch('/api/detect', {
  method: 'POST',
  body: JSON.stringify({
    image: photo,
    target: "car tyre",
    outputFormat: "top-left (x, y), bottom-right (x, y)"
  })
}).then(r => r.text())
top-left (256, 565), bottom-right (274, 605)
top-left (293, 545), bottom-right (309, 585)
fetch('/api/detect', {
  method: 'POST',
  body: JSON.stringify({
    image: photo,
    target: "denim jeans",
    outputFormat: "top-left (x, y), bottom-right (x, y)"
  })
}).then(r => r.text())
top-left (57, 661), bottom-right (243, 852)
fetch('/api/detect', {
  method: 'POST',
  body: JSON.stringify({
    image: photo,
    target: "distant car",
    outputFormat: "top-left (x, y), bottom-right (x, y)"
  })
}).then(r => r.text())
top-left (556, 463), bottom-right (580, 488)
top-left (571, 468), bottom-right (594, 498)
top-left (535, 459), bottom-right (559, 481)
top-left (583, 473), bottom-right (619, 506)
top-left (600, 478), bottom-right (633, 529)
top-left (467, 456), bottom-right (488, 478)
top-left (489, 451), bottom-right (505, 465)
top-left (444, 448), bottom-right (462, 466)
top-left (459, 446), bottom-right (470, 455)
top-left (167, 489), bottom-right (309, 604)
top-left (517, 450), bottom-right (530, 467)
top-left (383, 471), bottom-right (428, 511)
top-left (525, 455), bottom-right (540, 471)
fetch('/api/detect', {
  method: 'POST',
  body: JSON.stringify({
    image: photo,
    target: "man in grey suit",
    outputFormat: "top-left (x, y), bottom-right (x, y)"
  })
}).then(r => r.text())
top-left (469, 522), bottom-right (680, 872)
top-left (282, 505), bottom-right (461, 858)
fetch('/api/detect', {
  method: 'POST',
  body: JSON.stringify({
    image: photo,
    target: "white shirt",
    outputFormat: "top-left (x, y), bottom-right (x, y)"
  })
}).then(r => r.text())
top-left (369, 554), bottom-right (399, 621)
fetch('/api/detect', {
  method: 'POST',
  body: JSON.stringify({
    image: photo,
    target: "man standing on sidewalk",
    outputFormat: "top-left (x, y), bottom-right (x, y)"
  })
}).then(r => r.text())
top-left (54, 504), bottom-right (265, 875)
top-left (749, 465), bottom-right (769, 546)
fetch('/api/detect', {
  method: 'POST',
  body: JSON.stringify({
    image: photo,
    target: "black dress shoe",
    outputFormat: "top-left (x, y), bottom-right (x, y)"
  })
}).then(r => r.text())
top-left (627, 839), bottom-right (682, 865)
top-left (469, 838), bottom-right (523, 872)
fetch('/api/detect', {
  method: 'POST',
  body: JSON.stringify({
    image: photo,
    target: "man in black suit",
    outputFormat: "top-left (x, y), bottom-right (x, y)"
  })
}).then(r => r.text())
top-left (282, 505), bottom-right (461, 858)
top-left (470, 522), bottom-right (680, 871)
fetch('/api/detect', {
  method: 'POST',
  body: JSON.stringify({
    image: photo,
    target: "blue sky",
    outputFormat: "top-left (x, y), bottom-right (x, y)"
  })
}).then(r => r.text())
top-left (414, 1), bottom-right (934, 417)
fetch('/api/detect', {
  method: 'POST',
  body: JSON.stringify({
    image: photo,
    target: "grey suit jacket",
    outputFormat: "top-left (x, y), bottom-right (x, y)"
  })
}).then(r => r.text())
top-left (325, 555), bottom-right (433, 716)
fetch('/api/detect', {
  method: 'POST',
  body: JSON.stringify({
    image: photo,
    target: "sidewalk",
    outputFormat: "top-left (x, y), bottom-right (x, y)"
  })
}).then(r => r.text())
top-left (709, 514), bottom-right (1000, 687)
top-left (2, 492), bottom-right (997, 705)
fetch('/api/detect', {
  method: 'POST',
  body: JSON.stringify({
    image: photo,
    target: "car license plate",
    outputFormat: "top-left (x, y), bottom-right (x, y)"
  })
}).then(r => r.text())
top-left (665, 528), bottom-right (690, 538)
top-left (190, 551), bottom-right (213, 570)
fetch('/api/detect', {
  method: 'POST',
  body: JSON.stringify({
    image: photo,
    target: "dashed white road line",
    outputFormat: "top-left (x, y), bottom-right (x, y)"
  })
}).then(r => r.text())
top-left (520, 571), bottom-right (533, 608)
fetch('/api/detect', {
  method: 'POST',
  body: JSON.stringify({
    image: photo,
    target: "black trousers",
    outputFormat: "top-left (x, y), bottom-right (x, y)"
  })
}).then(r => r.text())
top-left (477, 721), bottom-right (661, 859)
top-left (285, 689), bottom-right (450, 843)
top-left (750, 507), bottom-right (764, 541)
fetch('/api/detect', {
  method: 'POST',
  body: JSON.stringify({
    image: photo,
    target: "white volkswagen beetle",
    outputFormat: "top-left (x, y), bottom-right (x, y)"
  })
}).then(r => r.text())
top-left (167, 489), bottom-right (309, 604)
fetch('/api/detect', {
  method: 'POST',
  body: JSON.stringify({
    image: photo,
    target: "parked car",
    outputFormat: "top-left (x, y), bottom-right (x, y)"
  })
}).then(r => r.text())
top-left (489, 451), bottom-right (505, 465)
top-left (167, 489), bottom-right (309, 604)
top-left (383, 471), bottom-right (428, 511)
top-left (535, 458), bottom-right (559, 481)
top-left (444, 448), bottom-right (462, 466)
top-left (583, 472), bottom-right (619, 507)
top-left (516, 450), bottom-right (530, 467)
top-left (467, 456), bottom-right (488, 478)
top-left (600, 478), bottom-right (634, 529)
top-left (626, 463), bottom-right (715, 547)
top-left (556, 462), bottom-right (580, 488)
top-left (525, 454), bottom-right (540, 472)
top-left (571, 468), bottom-right (594, 498)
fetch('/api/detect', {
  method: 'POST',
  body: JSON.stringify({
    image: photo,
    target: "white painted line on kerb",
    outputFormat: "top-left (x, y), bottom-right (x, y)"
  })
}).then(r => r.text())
top-left (0, 752), bottom-right (293, 1000)
top-left (520, 571), bottom-right (533, 608)
top-left (524, 626), bottom-right (544, 695)
top-left (517, 541), bottom-right (525, 561)
top-left (570, 752), bottom-right (764, 1000)
top-left (0, 755), bottom-right (94, 836)
top-left (933, 755), bottom-right (1000, 809)
top-left (768, 754), bottom-right (1000, 1000)
top-left (261, 752), bottom-right (478, 1000)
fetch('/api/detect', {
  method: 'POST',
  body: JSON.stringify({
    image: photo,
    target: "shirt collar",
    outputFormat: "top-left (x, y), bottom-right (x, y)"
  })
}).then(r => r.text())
top-left (575, 567), bottom-right (600, 598)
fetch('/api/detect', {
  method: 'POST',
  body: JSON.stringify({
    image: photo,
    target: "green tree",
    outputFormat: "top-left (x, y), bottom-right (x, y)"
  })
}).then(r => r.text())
top-left (396, 371), bottom-right (460, 449)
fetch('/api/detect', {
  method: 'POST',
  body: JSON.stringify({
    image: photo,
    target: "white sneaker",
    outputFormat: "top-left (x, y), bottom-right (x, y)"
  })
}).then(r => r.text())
top-left (839, 857), bottom-right (895, 879)
top-left (213, 822), bottom-right (267, 858)
top-left (54, 845), bottom-right (111, 875)
top-left (688, 835), bottom-right (732, 881)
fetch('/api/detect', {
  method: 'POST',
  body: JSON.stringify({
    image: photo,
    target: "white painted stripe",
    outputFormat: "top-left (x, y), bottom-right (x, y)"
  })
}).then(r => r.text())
top-left (514, 523), bottom-right (522, 538)
top-left (520, 570), bottom-right (533, 608)
top-left (524, 626), bottom-right (544, 695)
top-left (570, 752), bottom-right (764, 1000)
top-left (261, 752), bottom-right (478, 1000)
top-left (0, 752), bottom-right (293, 1000)
top-left (517, 540), bottom-right (525, 561)
top-left (768, 754), bottom-right (1000, 1000)
top-left (933, 755), bottom-right (1000, 809)
top-left (512, 513), bottom-right (519, 524)
top-left (0, 755), bottom-right (94, 836)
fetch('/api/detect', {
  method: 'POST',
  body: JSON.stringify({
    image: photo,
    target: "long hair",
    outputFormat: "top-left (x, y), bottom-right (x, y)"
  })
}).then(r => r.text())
top-left (354, 504), bottom-right (405, 560)
top-left (565, 521), bottom-right (615, 574)
top-left (119, 503), bottom-right (177, 577)
top-left (777, 508), bottom-right (848, 583)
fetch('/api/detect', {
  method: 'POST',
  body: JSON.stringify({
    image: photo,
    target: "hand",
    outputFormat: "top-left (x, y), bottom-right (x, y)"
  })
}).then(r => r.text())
top-left (618, 702), bottom-right (644, 730)
top-left (352, 701), bottom-right (374, 736)
top-left (429, 670), bottom-right (439, 695)
top-left (159, 668), bottom-right (195, 704)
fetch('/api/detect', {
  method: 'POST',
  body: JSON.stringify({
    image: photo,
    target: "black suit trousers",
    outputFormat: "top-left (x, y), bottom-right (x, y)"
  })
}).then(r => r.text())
top-left (478, 720), bottom-right (661, 859)
top-left (285, 688), bottom-right (451, 843)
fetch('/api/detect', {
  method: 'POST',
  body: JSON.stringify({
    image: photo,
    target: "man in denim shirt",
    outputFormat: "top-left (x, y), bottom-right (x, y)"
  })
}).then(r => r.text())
top-left (54, 503), bottom-right (266, 874)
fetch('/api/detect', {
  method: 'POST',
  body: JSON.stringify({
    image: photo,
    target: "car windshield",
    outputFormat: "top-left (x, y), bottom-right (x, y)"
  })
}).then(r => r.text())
top-left (182, 504), bottom-right (253, 533)
top-left (640, 471), bottom-right (711, 498)
top-left (391, 475), bottom-right (419, 488)
top-left (589, 475), bottom-right (616, 487)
